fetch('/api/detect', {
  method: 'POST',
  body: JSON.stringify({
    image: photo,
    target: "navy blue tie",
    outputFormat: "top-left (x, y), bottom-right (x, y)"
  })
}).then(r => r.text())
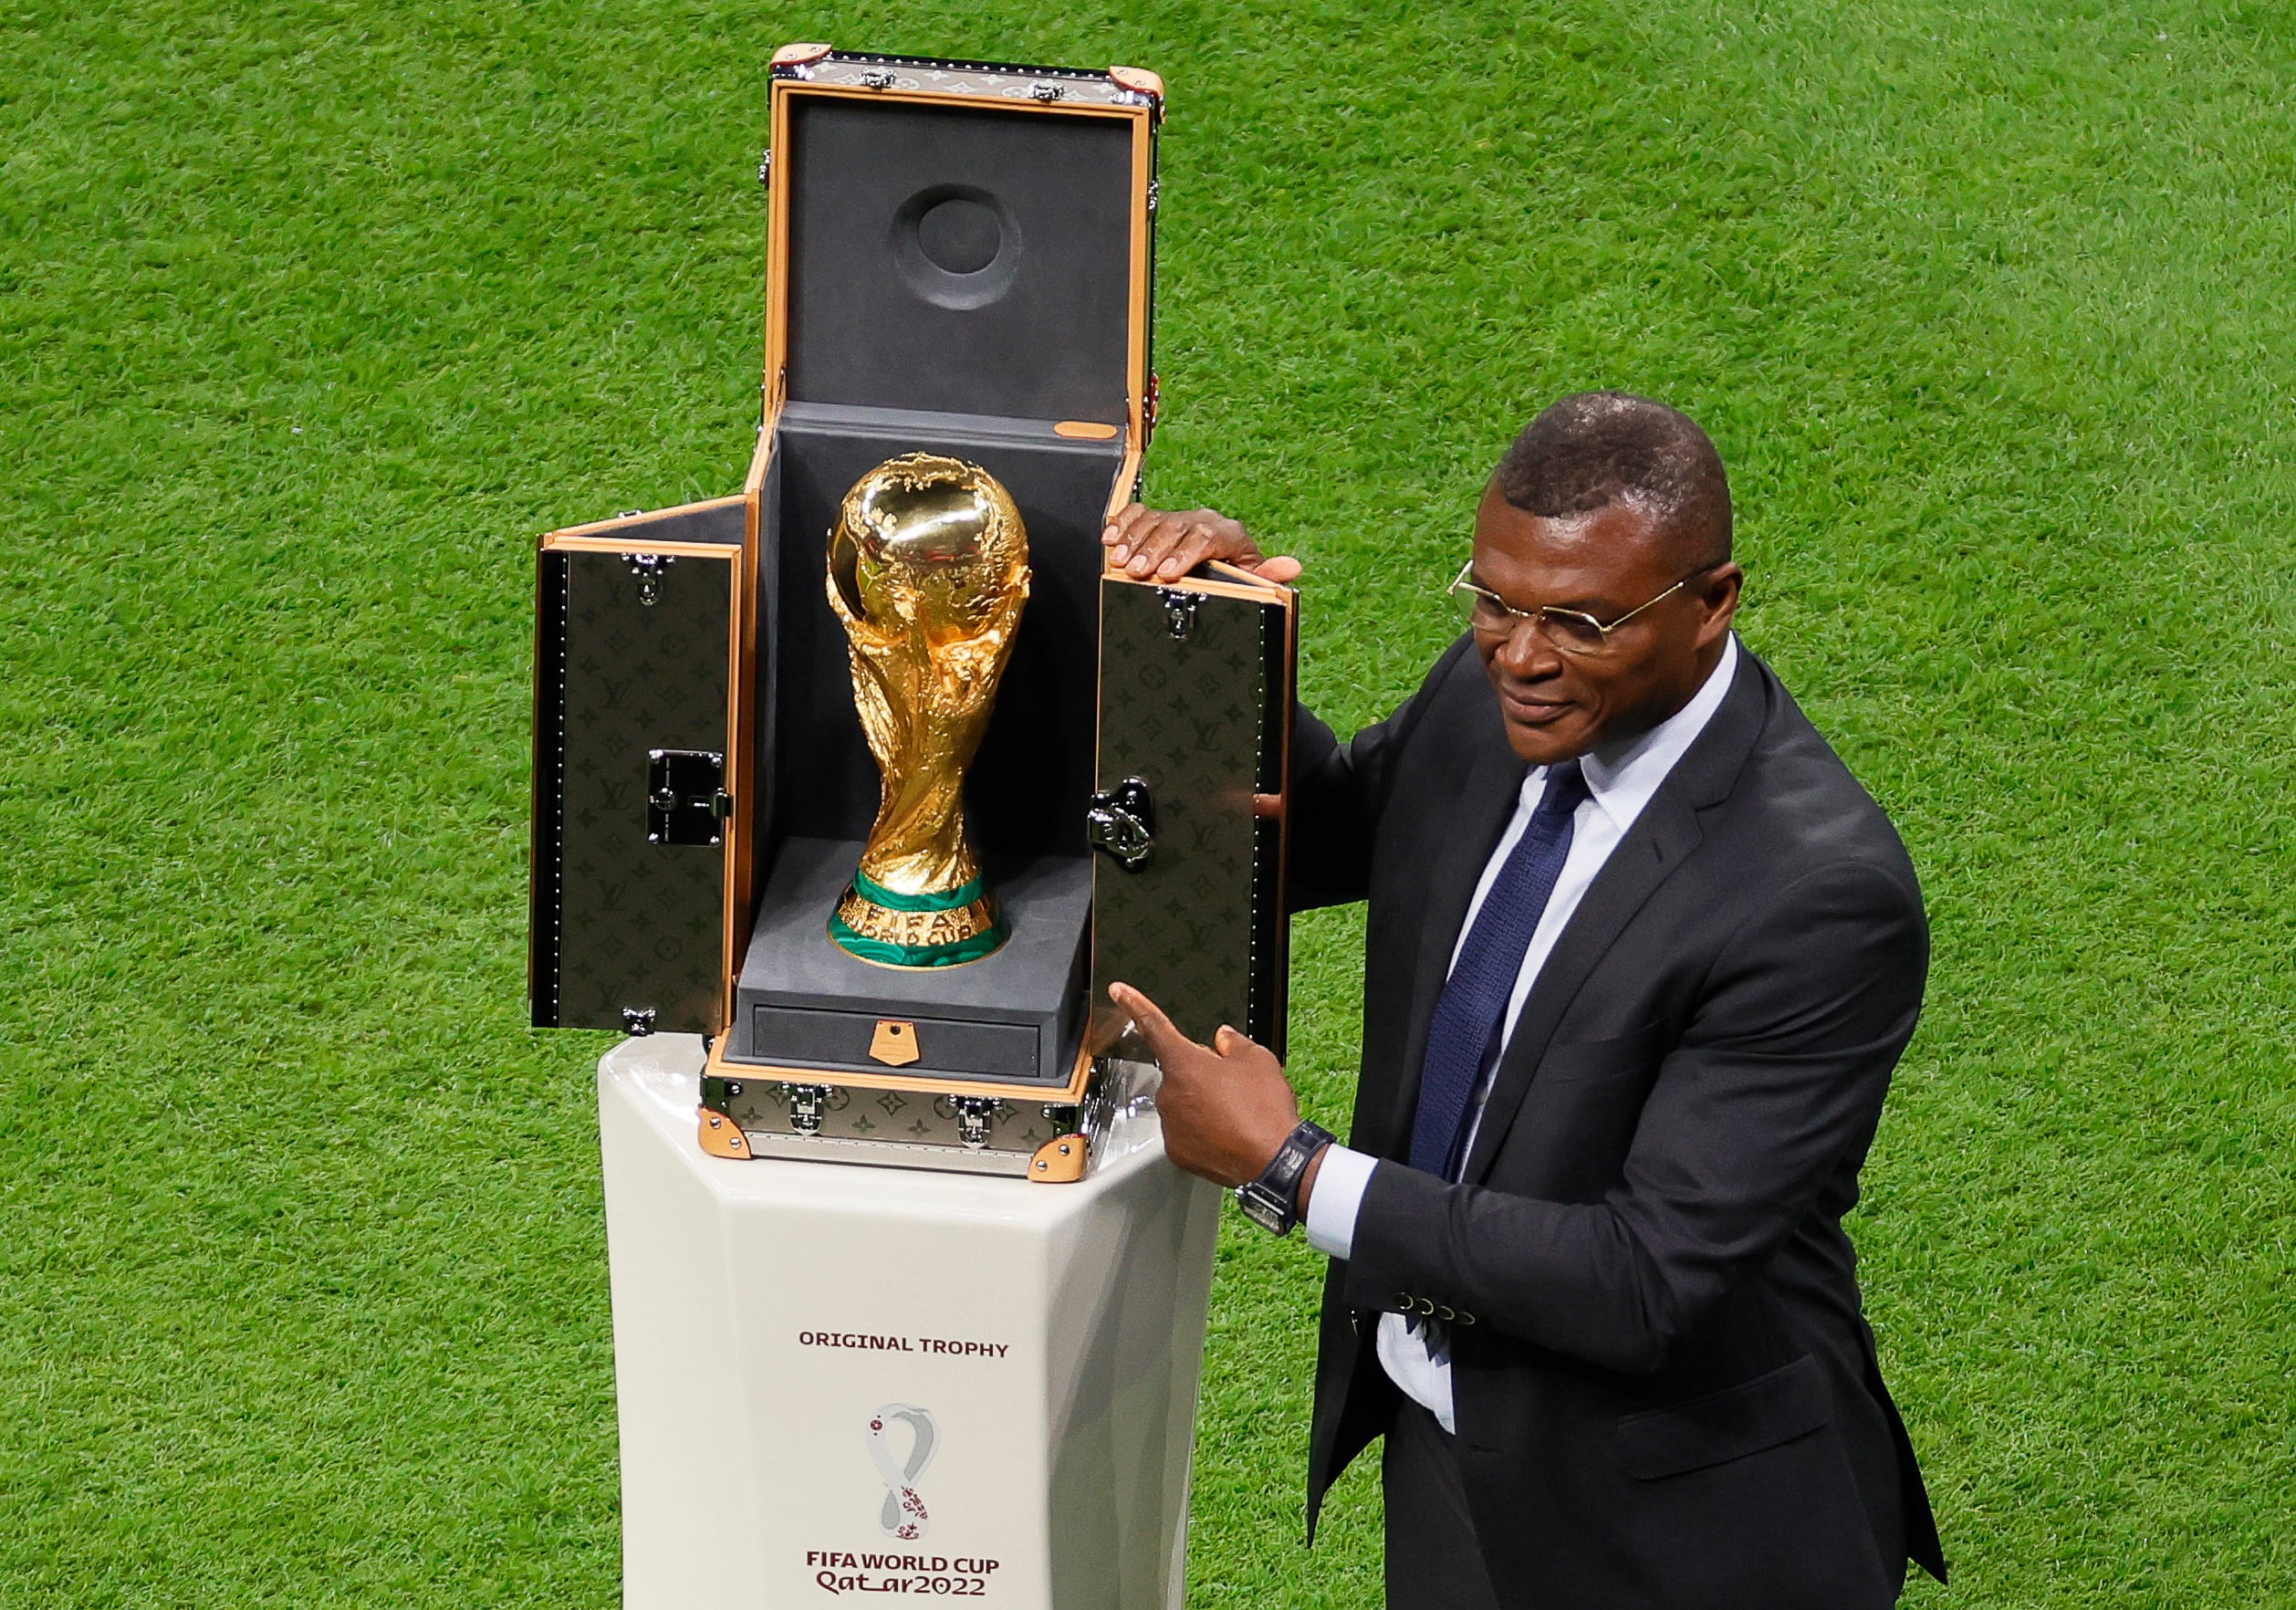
top-left (1407, 759), bottom-right (1590, 1179)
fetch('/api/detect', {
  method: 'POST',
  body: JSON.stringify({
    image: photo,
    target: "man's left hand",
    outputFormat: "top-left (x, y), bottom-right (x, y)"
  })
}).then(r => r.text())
top-left (1106, 981), bottom-right (1308, 1190)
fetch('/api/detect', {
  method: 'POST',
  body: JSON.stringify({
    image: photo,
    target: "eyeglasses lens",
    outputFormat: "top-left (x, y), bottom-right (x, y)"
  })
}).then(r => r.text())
top-left (1456, 587), bottom-right (1610, 654)
top-left (1542, 612), bottom-right (1608, 653)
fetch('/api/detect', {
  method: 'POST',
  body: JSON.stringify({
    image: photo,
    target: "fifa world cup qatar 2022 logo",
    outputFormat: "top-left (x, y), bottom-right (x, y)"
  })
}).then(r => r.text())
top-left (866, 1404), bottom-right (939, 1541)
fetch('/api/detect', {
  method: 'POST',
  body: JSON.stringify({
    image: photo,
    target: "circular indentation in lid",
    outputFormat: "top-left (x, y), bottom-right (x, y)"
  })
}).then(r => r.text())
top-left (891, 183), bottom-right (1022, 311)
top-left (916, 196), bottom-right (1000, 274)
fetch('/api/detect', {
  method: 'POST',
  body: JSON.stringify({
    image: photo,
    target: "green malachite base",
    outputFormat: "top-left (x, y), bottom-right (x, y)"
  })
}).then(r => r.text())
top-left (829, 871), bottom-right (1008, 967)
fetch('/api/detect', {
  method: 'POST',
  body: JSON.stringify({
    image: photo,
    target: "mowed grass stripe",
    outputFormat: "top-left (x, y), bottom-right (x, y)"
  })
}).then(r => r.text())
top-left (4, 1), bottom-right (2292, 1604)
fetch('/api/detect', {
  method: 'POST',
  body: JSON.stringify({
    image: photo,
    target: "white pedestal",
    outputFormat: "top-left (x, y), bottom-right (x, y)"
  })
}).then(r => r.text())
top-left (598, 1035), bottom-right (1223, 1610)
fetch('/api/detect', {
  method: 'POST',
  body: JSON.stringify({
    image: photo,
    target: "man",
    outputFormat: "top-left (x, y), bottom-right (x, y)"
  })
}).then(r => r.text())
top-left (1101, 392), bottom-right (1946, 1609)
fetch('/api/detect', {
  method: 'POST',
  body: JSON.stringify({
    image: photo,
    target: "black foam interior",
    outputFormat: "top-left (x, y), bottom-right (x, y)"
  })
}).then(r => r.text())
top-left (730, 836), bottom-right (1091, 1086)
top-left (757, 402), bottom-right (1123, 868)
top-left (785, 98), bottom-right (1134, 423)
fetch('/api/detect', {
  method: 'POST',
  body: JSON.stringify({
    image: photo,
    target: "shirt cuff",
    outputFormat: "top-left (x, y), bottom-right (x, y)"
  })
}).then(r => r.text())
top-left (1302, 1145), bottom-right (1379, 1260)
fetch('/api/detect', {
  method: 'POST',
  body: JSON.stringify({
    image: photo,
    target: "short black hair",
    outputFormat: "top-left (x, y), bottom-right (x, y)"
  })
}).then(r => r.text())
top-left (1494, 392), bottom-right (1731, 563)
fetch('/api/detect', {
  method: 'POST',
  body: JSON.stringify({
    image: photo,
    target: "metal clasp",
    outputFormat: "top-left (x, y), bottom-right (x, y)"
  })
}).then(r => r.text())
top-left (1028, 80), bottom-right (1066, 101)
top-left (624, 551), bottom-right (673, 605)
top-left (647, 749), bottom-right (729, 846)
top-left (621, 1007), bottom-right (657, 1037)
top-left (859, 68), bottom-right (896, 89)
top-left (1155, 586), bottom-right (1197, 639)
top-left (783, 1084), bottom-right (830, 1135)
top-left (949, 1097), bottom-right (999, 1150)
top-left (1086, 777), bottom-right (1156, 872)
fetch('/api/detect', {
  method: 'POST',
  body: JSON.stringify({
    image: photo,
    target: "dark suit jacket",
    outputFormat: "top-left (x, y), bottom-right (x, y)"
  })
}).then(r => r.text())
top-left (1290, 638), bottom-right (1946, 1610)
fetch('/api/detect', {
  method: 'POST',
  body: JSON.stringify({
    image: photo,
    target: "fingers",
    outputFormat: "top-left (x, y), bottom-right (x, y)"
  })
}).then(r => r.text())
top-left (1110, 984), bottom-right (1277, 1081)
top-left (1113, 511), bottom-right (1208, 580)
top-left (1211, 1024), bottom-right (1281, 1071)
top-left (1160, 528), bottom-right (1216, 580)
top-left (1101, 503), bottom-right (1155, 552)
top-left (1101, 504), bottom-right (1304, 586)
top-left (1101, 507), bottom-right (1249, 580)
top-left (1108, 981), bottom-right (1191, 1058)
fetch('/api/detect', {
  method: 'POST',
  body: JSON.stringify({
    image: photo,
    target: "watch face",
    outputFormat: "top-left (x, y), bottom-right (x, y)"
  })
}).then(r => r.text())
top-left (1234, 1183), bottom-right (1291, 1236)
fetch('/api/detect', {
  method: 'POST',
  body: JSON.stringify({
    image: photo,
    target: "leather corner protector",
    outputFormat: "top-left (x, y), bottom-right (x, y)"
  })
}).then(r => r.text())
top-left (697, 1104), bottom-right (753, 1159)
top-left (1109, 66), bottom-right (1164, 99)
top-left (868, 1019), bottom-right (922, 1066)
top-left (1028, 1133), bottom-right (1088, 1183)
top-left (773, 42), bottom-right (833, 66)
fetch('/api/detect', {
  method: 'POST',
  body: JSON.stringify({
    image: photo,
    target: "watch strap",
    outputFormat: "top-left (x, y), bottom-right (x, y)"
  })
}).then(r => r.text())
top-left (1235, 1119), bottom-right (1336, 1234)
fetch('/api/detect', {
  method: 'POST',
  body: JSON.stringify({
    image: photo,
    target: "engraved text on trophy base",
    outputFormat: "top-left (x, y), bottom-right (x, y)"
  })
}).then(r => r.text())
top-left (834, 890), bottom-right (1004, 952)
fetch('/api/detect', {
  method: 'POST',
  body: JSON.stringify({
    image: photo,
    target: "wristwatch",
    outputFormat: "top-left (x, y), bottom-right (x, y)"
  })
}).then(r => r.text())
top-left (1233, 1120), bottom-right (1337, 1236)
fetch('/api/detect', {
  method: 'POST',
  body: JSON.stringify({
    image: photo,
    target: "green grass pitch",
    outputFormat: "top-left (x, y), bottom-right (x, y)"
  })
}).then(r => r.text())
top-left (5, 1), bottom-right (2293, 1604)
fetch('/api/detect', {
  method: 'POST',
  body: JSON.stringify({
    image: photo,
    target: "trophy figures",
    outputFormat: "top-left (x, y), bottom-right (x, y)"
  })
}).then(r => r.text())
top-left (826, 453), bottom-right (1030, 967)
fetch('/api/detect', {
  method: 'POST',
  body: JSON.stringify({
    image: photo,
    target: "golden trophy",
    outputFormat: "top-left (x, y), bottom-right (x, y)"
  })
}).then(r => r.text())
top-left (826, 453), bottom-right (1030, 967)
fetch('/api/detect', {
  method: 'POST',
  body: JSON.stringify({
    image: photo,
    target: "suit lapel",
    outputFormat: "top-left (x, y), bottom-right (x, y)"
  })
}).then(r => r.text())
top-left (1372, 704), bottom-right (1525, 1159)
top-left (1460, 653), bottom-right (1773, 1184)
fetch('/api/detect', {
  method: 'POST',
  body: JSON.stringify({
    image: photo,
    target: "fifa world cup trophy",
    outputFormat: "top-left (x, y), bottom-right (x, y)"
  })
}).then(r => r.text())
top-left (825, 454), bottom-right (1030, 967)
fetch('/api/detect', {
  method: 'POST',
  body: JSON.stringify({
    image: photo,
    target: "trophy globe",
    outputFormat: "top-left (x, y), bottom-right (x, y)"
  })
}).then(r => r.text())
top-left (824, 453), bottom-right (1031, 967)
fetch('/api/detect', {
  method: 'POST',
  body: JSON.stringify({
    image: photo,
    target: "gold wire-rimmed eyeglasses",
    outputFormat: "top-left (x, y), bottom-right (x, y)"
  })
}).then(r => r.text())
top-left (1446, 559), bottom-right (1716, 655)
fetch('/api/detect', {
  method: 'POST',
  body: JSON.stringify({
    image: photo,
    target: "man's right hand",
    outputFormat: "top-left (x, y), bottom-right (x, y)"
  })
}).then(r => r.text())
top-left (1101, 504), bottom-right (1304, 585)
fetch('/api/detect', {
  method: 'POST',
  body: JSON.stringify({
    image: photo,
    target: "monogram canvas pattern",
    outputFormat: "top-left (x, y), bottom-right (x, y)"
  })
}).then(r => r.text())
top-left (710, 1075), bottom-right (1080, 1155)
top-left (1091, 580), bottom-right (1277, 1046)
top-left (543, 543), bottom-right (736, 1030)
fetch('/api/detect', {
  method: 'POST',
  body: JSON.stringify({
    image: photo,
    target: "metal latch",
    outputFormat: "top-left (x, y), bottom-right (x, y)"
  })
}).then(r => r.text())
top-left (1028, 80), bottom-right (1066, 101)
top-left (621, 1007), bottom-right (657, 1037)
top-left (647, 749), bottom-right (730, 846)
top-left (623, 550), bottom-right (673, 605)
top-left (859, 68), bottom-right (897, 89)
top-left (1086, 777), bottom-right (1155, 871)
top-left (1155, 586), bottom-right (1196, 639)
top-left (783, 1083), bottom-right (831, 1136)
top-left (947, 1096), bottom-right (1000, 1150)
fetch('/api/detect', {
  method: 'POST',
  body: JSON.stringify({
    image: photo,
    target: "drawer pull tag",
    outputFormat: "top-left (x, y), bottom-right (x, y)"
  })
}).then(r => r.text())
top-left (870, 1020), bottom-right (921, 1067)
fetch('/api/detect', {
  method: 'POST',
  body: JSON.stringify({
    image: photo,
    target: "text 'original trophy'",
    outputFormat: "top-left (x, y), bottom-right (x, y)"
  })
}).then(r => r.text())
top-left (825, 454), bottom-right (1029, 969)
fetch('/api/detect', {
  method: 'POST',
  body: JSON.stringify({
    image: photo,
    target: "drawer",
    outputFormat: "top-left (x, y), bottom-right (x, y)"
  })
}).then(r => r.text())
top-left (750, 1004), bottom-right (1043, 1081)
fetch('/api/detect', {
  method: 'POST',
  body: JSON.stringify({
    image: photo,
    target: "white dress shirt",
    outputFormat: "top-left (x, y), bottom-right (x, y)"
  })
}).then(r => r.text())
top-left (1303, 636), bottom-right (1738, 1432)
